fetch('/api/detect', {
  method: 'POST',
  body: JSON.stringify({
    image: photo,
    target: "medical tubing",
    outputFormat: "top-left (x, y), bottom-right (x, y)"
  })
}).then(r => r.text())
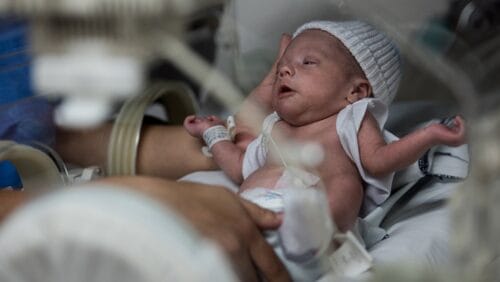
top-left (4, 0), bottom-right (224, 18)
top-left (26, 141), bottom-right (71, 184)
top-left (107, 82), bottom-right (198, 176)
top-left (0, 140), bottom-right (65, 191)
top-left (161, 34), bottom-right (245, 113)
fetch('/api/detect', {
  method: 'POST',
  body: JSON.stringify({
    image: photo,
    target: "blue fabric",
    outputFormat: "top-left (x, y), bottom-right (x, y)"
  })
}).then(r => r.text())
top-left (0, 17), bottom-right (32, 104)
top-left (0, 98), bottom-right (56, 188)
top-left (0, 18), bottom-right (48, 189)
top-left (0, 97), bottom-right (56, 146)
top-left (0, 161), bottom-right (22, 189)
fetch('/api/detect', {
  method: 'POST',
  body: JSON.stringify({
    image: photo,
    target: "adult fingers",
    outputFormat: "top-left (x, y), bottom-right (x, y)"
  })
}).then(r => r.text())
top-left (232, 205), bottom-right (290, 282)
top-left (199, 222), bottom-right (259, 282)
top-left (262, 33), bottom-right (292, 85)
top-left (240, 198), bottom-right (282, 230)
top-left (278, 33), bottom-right (292, 58)
top-left (249, 231), bottom-right (291, 282)
top-left (270, 33), bottom-right (292, 72)
top-left (237, 199), bottom-right (290, 281)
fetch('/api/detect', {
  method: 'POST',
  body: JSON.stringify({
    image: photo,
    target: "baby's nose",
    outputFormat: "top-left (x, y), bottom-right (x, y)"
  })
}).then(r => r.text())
top-left (278, 64), bottom-right (293, 77)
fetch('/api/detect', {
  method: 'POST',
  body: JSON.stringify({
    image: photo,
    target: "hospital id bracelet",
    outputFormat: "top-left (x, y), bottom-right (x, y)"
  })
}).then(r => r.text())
top-left (203, 125), bottom-right (231, 150)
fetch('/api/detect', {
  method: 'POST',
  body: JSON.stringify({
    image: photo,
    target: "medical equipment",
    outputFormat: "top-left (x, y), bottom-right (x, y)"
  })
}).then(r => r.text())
top-left (0, 0), bottom-right (243, 129)
top-left (0, 0), bottom-right (243, 180)
top-left (0, 141), bottom-right (65, 190)
top-left (107, 82), bottom-right (198, 175)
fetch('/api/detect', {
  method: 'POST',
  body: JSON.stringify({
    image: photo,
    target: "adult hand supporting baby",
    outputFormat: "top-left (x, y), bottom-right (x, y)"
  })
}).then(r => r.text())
top-left (97, 176), bottom-right (291, 282)
top-left (55, 34), bottom-right (292, 178)
top-left (0, 191), bottom-right (29, 222)
top-left (235, 33), bottom-right (292, 144)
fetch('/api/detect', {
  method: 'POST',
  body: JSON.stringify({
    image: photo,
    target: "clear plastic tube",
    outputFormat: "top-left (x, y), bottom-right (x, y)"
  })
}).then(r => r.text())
top-left (0, 140), bottom-right (66, 191)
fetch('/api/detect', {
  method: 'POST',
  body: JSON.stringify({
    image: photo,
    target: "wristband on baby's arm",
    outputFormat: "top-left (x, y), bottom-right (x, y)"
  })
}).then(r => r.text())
top-left (202, 125), bottom-right (231, 150)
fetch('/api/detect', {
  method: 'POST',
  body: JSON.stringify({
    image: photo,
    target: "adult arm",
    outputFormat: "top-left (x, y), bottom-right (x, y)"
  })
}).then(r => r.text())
top-left (0, 191), bottom-right (29, 222)
top-left (55, 124), bottom-right (217, 179)
top-left (0, 177), bottom-right (291, 281)
top-left (358, 113), bottom-right (466, 177)
top-left (98, 176), bottom-right (291, 282)
top-left (235, 33), bottom-right (292, 142)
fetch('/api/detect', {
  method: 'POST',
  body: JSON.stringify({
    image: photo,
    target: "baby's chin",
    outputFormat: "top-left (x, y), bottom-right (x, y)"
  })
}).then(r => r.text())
top-left (275, 108), bottom-right (306, 126)
top-left (276, 105), bottom-right (332, 127)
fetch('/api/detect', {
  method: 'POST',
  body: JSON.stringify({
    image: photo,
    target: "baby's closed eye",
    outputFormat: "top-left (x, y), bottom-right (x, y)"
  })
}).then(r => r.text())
top-left (303, 58), bottom-right (318, 65)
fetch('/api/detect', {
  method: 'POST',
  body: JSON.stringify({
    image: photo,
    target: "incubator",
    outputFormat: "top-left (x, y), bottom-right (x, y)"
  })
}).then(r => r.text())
top-left (1, 0), bottom-right (500, 281)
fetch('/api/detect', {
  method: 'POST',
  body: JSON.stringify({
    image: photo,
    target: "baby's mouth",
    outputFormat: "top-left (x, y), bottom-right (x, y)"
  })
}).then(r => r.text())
top-left (279, 85), bottom-right (293, 94)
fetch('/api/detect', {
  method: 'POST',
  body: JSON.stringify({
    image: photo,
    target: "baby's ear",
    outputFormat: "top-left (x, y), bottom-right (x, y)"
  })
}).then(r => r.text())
top-left (346, 78), bottom-right (371, 103)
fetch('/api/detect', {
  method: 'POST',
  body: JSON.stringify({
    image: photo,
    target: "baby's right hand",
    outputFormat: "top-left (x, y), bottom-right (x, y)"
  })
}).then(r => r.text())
top-left (183, 115), bottom-right (225, 138)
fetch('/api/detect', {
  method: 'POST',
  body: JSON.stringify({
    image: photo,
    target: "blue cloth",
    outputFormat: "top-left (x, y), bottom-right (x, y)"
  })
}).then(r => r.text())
top-left (0, 97), bottom-right (55, 189)
top-left (0, 97), bottom-right (56, 146)
top-left (0, 161), bottom-right (22, 189)
top-left (0, 96), bottom-right (55, 189)
top-left (0, 18), bottom-right (54, 189)
top-left (0, 17), bottom-right (32, 104)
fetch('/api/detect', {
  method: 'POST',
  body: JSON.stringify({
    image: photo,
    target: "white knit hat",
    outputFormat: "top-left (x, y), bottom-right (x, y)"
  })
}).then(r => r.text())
top-left (293, 20), bottom-right (402, 105)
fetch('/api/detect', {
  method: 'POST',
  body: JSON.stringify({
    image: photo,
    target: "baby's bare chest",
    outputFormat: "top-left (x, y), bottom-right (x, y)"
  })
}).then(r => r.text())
top-left (268, 122), bottom-right (356, 174)
top-left (240, 122), bottom-right (359, 192)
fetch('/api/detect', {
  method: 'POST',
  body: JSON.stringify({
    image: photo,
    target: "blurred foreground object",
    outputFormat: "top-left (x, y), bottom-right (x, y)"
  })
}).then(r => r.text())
top-left (0, 0), bottom-right (232, 128)
top-left (0, 186), bottom-right (236, 282)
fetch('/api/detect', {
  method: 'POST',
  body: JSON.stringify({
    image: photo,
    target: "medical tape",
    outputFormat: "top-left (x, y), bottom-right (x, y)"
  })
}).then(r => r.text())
top-left (202, 125), bottom-right (231, 150)
top-left (329, 231), bottom-right (373, 277)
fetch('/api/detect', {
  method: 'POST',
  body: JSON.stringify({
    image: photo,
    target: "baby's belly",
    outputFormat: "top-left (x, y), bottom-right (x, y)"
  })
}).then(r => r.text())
top-left (239, 165), bottom-right (284, 193)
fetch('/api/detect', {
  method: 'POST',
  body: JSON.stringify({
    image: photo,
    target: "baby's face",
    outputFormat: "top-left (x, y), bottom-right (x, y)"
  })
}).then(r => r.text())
top-left (272, 29), bottom-right (354, 126)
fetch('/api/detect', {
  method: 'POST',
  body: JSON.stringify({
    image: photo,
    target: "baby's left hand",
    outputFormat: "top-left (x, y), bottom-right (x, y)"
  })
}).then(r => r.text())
top-left (427, 115), bottom-right (466, 147)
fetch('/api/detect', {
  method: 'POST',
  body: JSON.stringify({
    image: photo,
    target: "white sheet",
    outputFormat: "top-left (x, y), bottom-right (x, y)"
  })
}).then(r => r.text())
top-left (368, 180), bottom-right (455, 270)
top-left (179, 171), bottom-right (455, 273)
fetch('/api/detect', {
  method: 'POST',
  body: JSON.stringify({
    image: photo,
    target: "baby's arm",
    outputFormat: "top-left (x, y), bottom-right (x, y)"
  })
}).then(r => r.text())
top-left (357, 113), bottom-right (466, 178)
top-left (184, 115), bottom-right (246, 184)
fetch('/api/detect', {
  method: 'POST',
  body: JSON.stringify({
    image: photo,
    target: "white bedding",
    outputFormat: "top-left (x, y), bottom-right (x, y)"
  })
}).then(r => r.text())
top-left (179, 171), bottom-right (456, 274)
top-left (369, 180), bottom-right (455, 270)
